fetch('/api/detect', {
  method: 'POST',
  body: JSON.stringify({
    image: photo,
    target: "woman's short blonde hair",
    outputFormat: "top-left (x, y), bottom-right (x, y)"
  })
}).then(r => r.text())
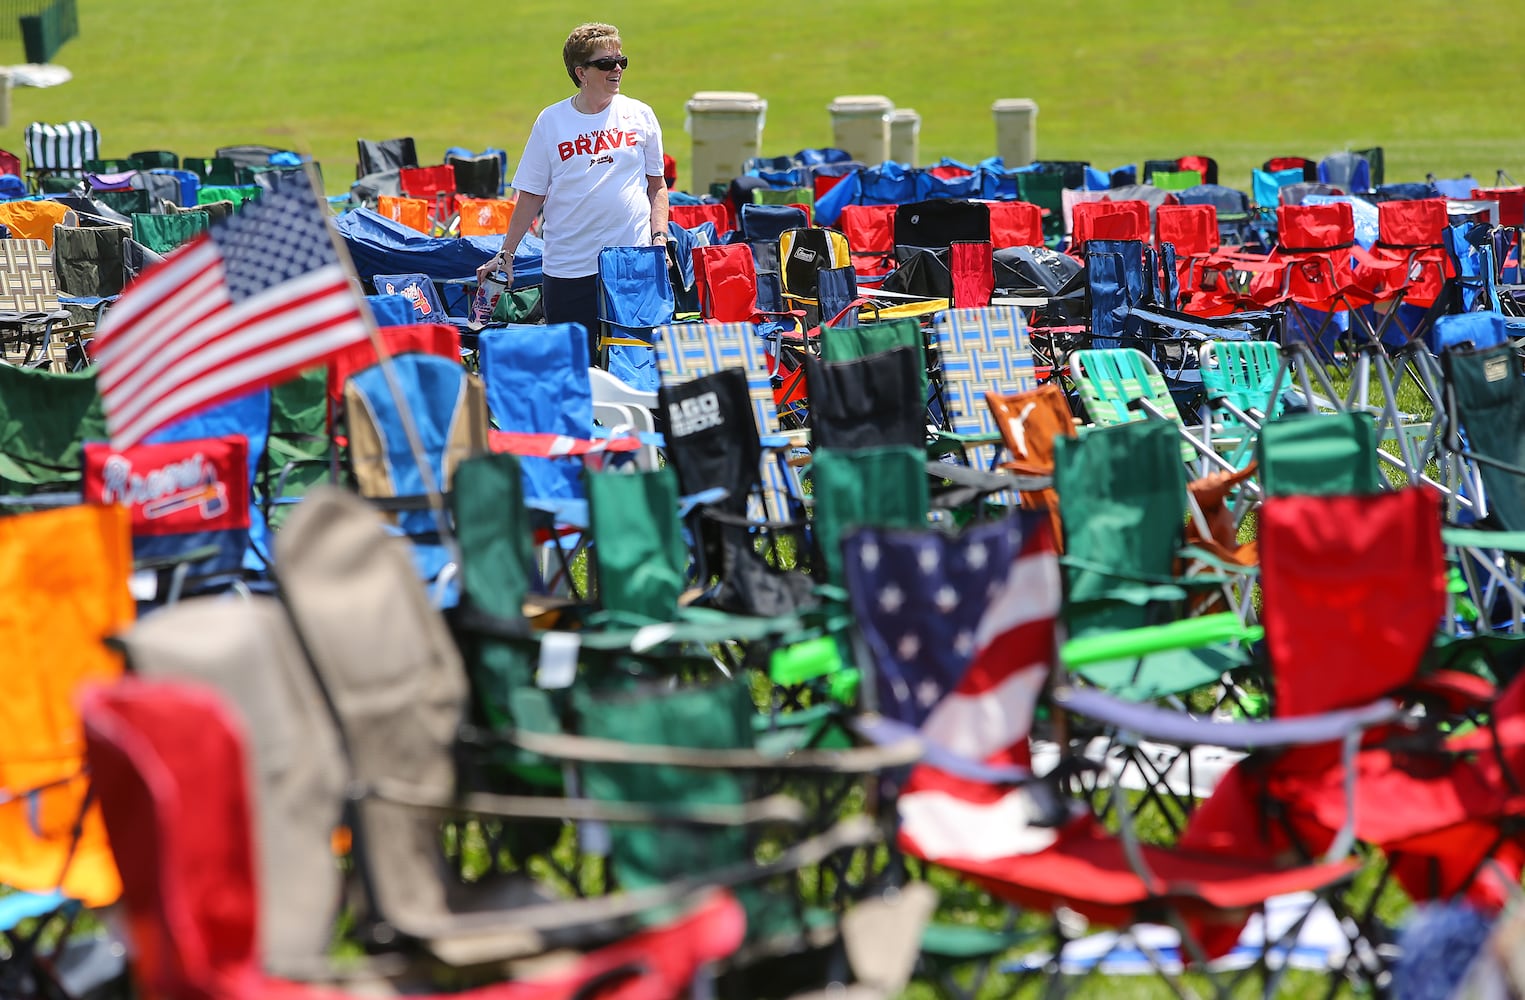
top-left (563, 23), bottom-right (621, 87)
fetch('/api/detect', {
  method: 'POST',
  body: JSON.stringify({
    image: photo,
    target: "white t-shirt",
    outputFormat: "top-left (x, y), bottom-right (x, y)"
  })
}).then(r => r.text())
top-left (511, 94), bottom-right (664, 278)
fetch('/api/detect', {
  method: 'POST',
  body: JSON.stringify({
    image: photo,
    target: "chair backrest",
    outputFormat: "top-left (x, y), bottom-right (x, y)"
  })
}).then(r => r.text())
top-left (597, 244), bottom-right (674, 392)
top-left (1375, 198), bottom-right (1449, 249)
top-left (1444, 341), bottom-right (1525, 532)
top-left (809, 445), bottom-right (929, 587)
top-left (585, 464), bottom-right (688, 622)
top-left (1199, 339), bottom-right (1288, 424)
top-left (987, 200), bottom-right (1044, 248)
top-left (0, 238), bottom-right (65, 314)
top-left (0, 147), bottom-right (21, 177)
top-left (1260, 487), bottom-right (1445, 716)
top-left (839, 203), bottom-right (897, 253)
top-left (1277, 201), bottom-right (1355, 251)
top-left (692, 242), bottom-right (763, 323)
top-left (932, 305), bottom-right (1036, 436)
top-left (1262, 156), bottom-right (1318, 181)
top-left (128, 149), bottom-right (178, 169)
top-left (447, 153), bottom-right (502, 199)
top-left (344, 353), bottom-right (487, 509)
top-left (1149, 169), bottom-right (1202, 192)
top-left (950, 240), bottom-right (994, 308)
top-left (182, 156), bottom-right (243, 187)
top-left (24, 120), bottom-right (99, 172)
top-left (83, 434), bottom-right (252, 580)
top-left (1070, 199), bottom-right (1150, 250)
top-left (51, 222), bottom-right (130, 298)
top-left (1318, 151), bottom-right (1372, 193)
top-left (1256, 412), bottom-right (1382, 498)
top-left (371, 272), bottom-right (450, 323)
top-left (670, 203), bottom-right (729, 234)
top-left (79, 679), bottom-right (261, 999)
top-left (273, 486), bottom-right (470, 937)
top-left (1070, 347), bottom-right (1180, 430)
top-left (357, 136), bottom-right (418, 178)
top-left (806, 346), bottom-right (926, 451)
top-left (398, 164), bottom-right (456, 201)
top-left (893, 198), bottom-right (991, 250)
top-left (1252, 167), bottom-right (1306, 209)
top-left (0, 363), bottom-right (106, 492)
top-left (117, 595), bottom-right (350, 971)
top-left (654, 320), bottom-right (791, 515)
top-left (1155, 203), bottom-right (1218, 257)
top-left (0, 504), bottom-right (133, 909)
top-left (131, 210), bottom-right (208, 254)
top-left (478, 324), bottom-right (593, 500)
top-left (1055, 419), bottom-right (1187, 640)
top-left (738, 203), bottom-right (807, 244)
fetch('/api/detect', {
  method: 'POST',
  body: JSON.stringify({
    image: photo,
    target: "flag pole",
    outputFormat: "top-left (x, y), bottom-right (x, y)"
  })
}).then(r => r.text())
top-left (295, 154), bottom-right (462, 575)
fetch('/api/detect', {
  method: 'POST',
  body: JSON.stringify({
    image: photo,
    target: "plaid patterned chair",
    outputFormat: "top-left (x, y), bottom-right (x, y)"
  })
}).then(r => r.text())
top-left (929, 305), bottom-right (1038, 468)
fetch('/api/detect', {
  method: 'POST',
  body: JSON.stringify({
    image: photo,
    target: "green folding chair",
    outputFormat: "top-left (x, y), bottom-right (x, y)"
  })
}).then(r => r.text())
top-left (0, 364), bottom-right (105, 504)
top-left (1015, 170), bottom-right (1065, 246)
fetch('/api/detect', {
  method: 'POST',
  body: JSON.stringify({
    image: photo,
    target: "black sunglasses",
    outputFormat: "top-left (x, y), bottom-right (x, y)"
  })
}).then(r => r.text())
top-left (582, 56), bottom-right (628, 71)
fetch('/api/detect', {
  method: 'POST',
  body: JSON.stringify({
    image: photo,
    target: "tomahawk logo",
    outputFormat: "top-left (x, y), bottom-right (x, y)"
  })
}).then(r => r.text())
top-left (100, 452), bottom-right (229, 520)
top-left (384, 280), bottom-right (432, 317)
top-left (668, 392), bottom-right (724, 437)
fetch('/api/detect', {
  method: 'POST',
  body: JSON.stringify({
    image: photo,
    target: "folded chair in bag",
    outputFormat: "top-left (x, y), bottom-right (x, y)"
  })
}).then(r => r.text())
top-left (596, 244), bottom-right (673, 392)
top-left (79, 676), bottom-right (751, 999)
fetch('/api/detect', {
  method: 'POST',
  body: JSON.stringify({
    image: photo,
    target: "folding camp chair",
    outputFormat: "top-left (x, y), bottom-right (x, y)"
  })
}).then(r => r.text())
top-left (0, 364), bottom-right (105, 503)
top-left (1069, 199), bottom-right (1151, 255)
top-left (839, 203), bottom-right (898, 276)
top-left (0, 505), bottom-right (132, 913)
top-left (343, 352), bottom-right (489, 599)
top-left (779, 226), bottom-right (854, 328)
top-left (399, 165), bottom-right (458, 235)
top-left (655, 319), bottom-right (805, 524)
top-left (79, 675), bottom-right (752, 998)
top-left (656, 368), bottom-right (817, 616)
top-left (691, 242), bottom-right (805, 336)
top-left (24, 120), bottom-right (99, 189)
top-left (1015, 170), bottom-right (1066, 246)
top-left (269, 487), bottom-right (906, 981)
top-left (596, 244), bottom-right (674, 392)
top-left (0, 239), bottom-right (91, 369)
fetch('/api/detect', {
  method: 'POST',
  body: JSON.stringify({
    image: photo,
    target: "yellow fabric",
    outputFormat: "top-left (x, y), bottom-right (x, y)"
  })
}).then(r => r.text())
top-left (377, 195), bottom-right (430, 234)
top-left (457, 197), bottom-right (515, 236)
top-left (0, 503), bottom-right (133, 906)
top-left (0, 200), bottom-right (72, 247)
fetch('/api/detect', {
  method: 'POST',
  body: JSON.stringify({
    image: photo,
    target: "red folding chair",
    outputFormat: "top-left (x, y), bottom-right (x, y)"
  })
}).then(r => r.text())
top-left (838, 203), bottom-right (897, 276)
top-left (988, 200), bottom-right (1044, 249)
top-left (1156, 204), bottom-right (1220, 313)
top-left (398, 164), bottom-right (458, 234)
top-left (1069, 199), bottom-right (1150, 256)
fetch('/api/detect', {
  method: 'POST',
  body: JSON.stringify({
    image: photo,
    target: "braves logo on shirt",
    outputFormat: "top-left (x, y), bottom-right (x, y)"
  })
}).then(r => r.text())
top-left (557, 128), bottom-right (640, 162)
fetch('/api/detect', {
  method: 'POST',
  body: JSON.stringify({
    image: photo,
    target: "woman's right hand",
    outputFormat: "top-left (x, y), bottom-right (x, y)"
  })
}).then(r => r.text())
top-left (476, 250), bottom-right (509, 286)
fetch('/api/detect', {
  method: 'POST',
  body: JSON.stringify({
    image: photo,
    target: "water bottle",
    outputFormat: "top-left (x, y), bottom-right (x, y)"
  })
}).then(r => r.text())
top-left (469, 268), bottom-right (510, 330)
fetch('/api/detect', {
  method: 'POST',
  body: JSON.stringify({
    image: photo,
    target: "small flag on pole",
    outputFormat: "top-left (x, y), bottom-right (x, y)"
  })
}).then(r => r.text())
top-left (92, 171), bottom-right (369, 449)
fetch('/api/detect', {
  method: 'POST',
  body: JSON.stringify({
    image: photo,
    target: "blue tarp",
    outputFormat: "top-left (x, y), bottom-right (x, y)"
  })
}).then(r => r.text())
top-left (333, 208), bottom-right (544, 289)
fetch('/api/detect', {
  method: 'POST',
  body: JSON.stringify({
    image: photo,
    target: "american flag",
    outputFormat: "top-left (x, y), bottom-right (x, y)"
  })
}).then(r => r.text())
top-left (842, 509), bottom-right (1065, 863)
top-left (92, 171), bottom-right (370, 449)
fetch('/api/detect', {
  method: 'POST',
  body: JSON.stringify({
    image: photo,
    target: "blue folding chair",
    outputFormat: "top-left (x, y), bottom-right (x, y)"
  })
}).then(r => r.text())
top-left (595, 245), bottom-right (674, 393)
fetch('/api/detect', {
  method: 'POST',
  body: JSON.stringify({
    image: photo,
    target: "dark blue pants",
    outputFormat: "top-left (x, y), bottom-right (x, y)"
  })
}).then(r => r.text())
top-left (541, 273), bottom-right (600, 361)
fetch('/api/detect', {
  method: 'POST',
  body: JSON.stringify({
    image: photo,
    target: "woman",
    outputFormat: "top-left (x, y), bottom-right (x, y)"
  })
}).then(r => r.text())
top-left (479, 22), bottom-right (668, 356)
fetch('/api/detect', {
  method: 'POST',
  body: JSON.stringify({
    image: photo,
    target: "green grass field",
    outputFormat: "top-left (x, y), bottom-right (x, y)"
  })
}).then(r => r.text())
top-left (1, 0), bottom-right (1521, 196)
